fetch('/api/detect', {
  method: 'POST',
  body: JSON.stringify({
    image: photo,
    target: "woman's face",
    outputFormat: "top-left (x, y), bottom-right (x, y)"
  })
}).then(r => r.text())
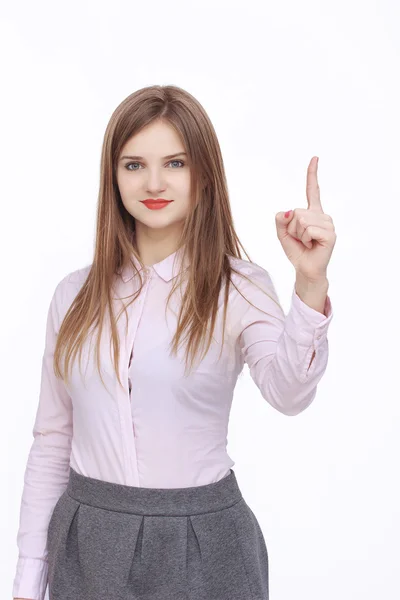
top-left (116, 120), bottom-right (192, 236)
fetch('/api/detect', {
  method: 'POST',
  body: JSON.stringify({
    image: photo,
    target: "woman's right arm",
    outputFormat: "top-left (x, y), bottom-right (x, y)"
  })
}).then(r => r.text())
top-left (12, 276), bottom-right (73, 600)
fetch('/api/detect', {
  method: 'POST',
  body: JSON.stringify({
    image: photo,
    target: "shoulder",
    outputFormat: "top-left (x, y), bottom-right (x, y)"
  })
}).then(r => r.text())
top-left (226, 255), bottom-right (283, 316)
top-left (66, 264), bottom-right (92, 286)
top-left (55, 263), bottom-right (91, 294)
top-left (50, 263), bottom-right (92, 319)
top-left (227, 255), bottom-right (274, 289)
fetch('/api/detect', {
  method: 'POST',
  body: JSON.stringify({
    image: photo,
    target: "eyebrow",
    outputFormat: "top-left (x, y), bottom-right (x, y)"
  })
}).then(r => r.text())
top-left (119, 152), bottom-right (187, 161)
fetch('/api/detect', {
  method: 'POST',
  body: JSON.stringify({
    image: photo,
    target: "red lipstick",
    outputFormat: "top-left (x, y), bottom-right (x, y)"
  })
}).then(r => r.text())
top-left (140, 198), bottom-right (173, 210)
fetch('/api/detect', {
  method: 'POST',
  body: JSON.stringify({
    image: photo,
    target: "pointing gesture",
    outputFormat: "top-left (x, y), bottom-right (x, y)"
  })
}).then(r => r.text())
top-left (275, 156), bottom-right (336, 283)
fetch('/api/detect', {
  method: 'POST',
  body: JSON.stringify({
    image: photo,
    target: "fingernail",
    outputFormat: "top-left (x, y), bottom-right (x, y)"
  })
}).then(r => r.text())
top-left (284, 210), bottom-right (292, 218)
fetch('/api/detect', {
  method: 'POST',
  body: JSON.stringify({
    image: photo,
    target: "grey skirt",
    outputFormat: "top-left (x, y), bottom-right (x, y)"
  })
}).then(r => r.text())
top-left (47, 466), bottom-right (269, 600)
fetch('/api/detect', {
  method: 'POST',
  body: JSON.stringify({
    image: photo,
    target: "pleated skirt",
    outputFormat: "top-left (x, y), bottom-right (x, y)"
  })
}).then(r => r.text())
top-left (47, 466), bottom-right (269, 600)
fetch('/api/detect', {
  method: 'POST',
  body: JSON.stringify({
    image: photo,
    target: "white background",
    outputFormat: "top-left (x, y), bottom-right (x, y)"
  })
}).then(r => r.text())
top-left (1, 1), bottom-right (399, 598)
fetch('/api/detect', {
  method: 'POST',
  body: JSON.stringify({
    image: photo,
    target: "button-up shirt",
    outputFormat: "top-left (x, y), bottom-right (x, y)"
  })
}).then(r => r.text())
top-left (13, 247), bottom-right (333, 600)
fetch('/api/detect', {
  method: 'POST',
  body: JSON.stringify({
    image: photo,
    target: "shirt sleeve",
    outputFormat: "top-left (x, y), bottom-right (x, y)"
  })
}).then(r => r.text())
top-left (232, 263), bottom-right (333, 416)
top-left (12, 276), bottom-right (73, 600)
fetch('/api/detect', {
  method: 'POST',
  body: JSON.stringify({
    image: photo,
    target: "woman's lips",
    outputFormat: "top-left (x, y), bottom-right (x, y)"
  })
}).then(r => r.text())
top-left (140, 200), bottom-right (173, 210)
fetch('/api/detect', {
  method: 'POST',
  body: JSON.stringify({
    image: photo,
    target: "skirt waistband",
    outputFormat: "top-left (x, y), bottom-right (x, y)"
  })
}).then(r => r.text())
top-left (66, 467), bottom-right (243, 516)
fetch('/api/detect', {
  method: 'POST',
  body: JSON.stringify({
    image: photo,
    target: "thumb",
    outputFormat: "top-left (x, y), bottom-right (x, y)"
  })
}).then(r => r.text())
top-left (275, 210), bottom-right (293, 241)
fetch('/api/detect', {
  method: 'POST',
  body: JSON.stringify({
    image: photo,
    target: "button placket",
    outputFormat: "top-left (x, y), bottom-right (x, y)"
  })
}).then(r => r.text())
top-left (121, 268), bottom-right (152, 485)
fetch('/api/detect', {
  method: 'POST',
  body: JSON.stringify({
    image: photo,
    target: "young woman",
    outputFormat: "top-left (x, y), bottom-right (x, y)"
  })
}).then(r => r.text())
top-left (13, 84), bottom-right (336, 600)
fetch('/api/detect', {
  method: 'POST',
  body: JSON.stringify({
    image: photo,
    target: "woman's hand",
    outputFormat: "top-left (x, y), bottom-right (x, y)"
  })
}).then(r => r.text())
top-left (275, 156), bottom-right (337, 283)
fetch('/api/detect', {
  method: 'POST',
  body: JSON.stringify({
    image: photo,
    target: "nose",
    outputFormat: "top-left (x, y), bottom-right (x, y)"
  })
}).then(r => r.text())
top-left (145, 168), bottom-right (167, 194)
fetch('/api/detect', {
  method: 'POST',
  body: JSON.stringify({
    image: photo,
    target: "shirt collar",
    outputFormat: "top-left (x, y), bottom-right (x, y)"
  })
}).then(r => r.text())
top-left (120, 246), bottom-right (189, 283)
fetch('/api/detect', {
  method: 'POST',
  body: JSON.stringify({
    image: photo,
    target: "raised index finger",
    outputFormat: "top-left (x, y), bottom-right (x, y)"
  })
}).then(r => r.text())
top-left (306, 156), bottom-right (323, 212)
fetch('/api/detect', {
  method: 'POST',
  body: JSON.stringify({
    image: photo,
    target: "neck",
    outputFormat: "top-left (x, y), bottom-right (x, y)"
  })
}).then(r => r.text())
top-left (133, 227), bottom-right (184, 267)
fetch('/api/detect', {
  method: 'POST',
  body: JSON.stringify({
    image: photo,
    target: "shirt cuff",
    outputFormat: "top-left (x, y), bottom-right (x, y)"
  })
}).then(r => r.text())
top-left (12, 556), bottom-right (48, 600)
top-left (284, 284), bottom-right (333, 348)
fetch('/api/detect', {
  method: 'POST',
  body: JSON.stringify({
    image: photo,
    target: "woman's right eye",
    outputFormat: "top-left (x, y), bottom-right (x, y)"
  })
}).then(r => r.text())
top-left (125, 162), bottom-right (141, 170)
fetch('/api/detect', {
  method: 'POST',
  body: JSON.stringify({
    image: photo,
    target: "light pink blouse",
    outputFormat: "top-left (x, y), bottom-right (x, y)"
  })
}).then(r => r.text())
top-left (13, 247), bottom-right (333, 600)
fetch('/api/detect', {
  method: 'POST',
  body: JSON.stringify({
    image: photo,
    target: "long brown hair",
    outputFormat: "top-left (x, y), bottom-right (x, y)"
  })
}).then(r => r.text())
top-left (54, 85), bottom-right (281, 390)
